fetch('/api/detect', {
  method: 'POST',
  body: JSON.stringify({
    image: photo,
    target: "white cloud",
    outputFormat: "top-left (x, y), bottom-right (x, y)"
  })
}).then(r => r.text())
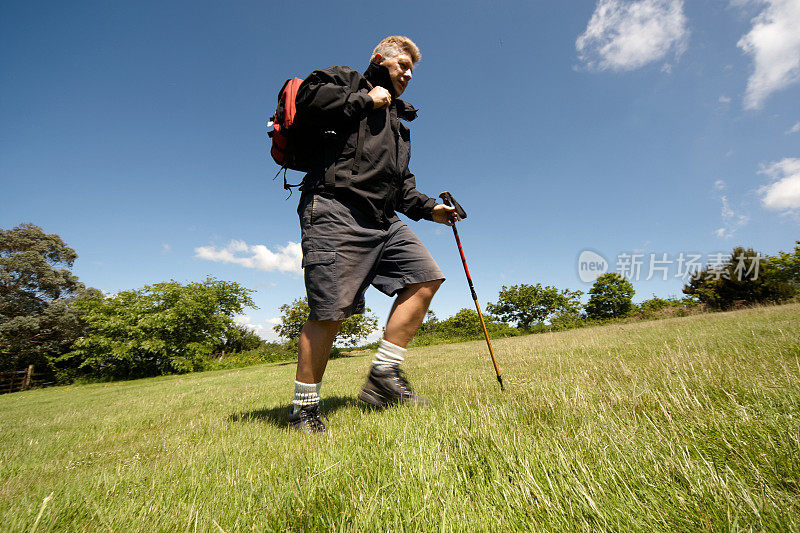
top-left (714, 179), bottom-right (727, 190)
top-left (759, 157), bottom-right (800, 210)
top-left (737, 0), bottom-right (800, 109)
top-left (787, 122), bottom-right (800, 134)
top-left (235, 316), bottom-right (281, 341)
top-left (718, 95), bottom-right (732, 103)
top-left (195, 240), bottom-right (302, 273)
top-left (721, 196), bottom-right (735, 219)
top-left (715, 195), bottom-right (750, 238)
top-left (576, 0), bottom-right (689, 71)
top-left (161, 243), bottom-right (171, 254)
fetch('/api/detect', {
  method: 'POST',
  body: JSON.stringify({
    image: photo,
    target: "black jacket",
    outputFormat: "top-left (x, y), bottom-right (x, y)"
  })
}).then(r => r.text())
top-left (295, 63), bottom-right (437, 226)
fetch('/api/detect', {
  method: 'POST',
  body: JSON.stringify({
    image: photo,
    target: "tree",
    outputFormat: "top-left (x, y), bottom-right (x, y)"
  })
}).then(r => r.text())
top-left (683, 246), bottom-right (794, 310)
top-left (217, 322), bottom-right (263, 353)
top-left (0, 223), bottom-right (97, 379)
top-left (66, 278), bottom-right (255, 379)
top-left (418, 309), bottom-right (438, 334)
top-left (768, 240), bottom-right (800, 289)
top-left (337, 312), bottom-right (380, 347)
top-left (274, 298), bottom-right (312, 341)
top-left (274, 297), bottom-right (379, 348)
top-left (585, 273), bottom-right (635, 319)
top-left (432, 308), bottom-right (517, 338)
top-left (486, 283), bottom-right (584, 330)
top-left (442, 308), bottom-right (486, 338)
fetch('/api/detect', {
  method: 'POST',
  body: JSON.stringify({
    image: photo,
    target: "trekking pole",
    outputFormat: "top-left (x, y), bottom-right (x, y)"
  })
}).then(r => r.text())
top-left (439, 192), bottom-right (505, 392)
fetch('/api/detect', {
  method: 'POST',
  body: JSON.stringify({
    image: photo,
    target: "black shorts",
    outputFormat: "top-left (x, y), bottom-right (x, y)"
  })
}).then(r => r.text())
top-left (298, 194), bottom-right (445, 321)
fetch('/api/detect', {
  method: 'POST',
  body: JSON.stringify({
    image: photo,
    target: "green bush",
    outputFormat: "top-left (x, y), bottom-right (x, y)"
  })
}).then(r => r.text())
top-left (410, 308), bottom-right (520, 346)
top-left (66, 278), bottom-right (256, 379)
top-left (634, 295), bottom-right (696, 319)
top-left (486, 284), bottom-right (583, 331)
top-left (768, 240), bottom-right (800, 288)
top-left (202, 343), bottom-right (294, 371)
top-left (683, 246), bottom-right (795, 310)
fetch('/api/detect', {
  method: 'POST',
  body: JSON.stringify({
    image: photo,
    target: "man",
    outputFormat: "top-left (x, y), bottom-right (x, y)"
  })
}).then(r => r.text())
top-left (289, 36), bottom-right (456, 433)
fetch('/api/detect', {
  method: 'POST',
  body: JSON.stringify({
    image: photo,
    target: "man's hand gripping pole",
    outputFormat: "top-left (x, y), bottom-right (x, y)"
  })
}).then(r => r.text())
top-left (439, 192), bottom-right (505, 392)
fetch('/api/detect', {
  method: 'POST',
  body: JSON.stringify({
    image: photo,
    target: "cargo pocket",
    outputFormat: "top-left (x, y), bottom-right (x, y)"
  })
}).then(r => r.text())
top-left (302, 250), bottom-right (337, 311)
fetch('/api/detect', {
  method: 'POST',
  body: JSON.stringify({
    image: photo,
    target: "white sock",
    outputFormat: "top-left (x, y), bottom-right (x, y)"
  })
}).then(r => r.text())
top-left (372, 339), bottom-right (406, 369)
top-left (292, 380), bottom-right (320, 412)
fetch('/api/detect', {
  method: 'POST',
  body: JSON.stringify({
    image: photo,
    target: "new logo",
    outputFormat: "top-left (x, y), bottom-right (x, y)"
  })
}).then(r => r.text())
top-left (577, 250), bottom-right (608, 283)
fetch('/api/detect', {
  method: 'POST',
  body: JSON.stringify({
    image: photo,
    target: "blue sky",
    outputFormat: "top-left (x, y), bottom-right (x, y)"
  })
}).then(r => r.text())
top-left (2, 0), bottom-right (799, 340)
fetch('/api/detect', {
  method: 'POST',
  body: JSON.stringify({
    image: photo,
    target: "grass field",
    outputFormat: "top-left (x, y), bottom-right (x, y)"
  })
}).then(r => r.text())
top-left (1, 304), bottom-right (799, 531)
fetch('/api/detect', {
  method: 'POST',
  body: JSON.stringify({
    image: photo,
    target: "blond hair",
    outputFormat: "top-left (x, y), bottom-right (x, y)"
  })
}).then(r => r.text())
top-left (371, 36), bottom-right (421, 64)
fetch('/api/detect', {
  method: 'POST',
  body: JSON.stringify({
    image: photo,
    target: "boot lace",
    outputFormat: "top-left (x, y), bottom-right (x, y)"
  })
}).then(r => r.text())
top-left (299, 403), bottom-right (327, 432)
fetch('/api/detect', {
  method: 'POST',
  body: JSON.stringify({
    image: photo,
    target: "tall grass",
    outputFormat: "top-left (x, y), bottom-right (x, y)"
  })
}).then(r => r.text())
top-left (1, 304), bottom-right (798, 531)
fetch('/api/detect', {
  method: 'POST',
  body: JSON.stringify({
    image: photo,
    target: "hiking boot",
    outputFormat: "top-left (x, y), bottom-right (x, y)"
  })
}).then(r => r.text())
top-left (358, 365), bottom-right (429, 408)
top-left (288, 403), bottom-right (326, 433)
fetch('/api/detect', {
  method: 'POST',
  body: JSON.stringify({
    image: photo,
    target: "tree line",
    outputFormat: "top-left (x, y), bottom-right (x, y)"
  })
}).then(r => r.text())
top-left (224, 242), bottom-right (800, 348)
top-left (1, 224), bottom-right (263, 383)
top-left (417, 245), bottom-right (799, 342)
top-left (2, 223), bottom-right (798, 384)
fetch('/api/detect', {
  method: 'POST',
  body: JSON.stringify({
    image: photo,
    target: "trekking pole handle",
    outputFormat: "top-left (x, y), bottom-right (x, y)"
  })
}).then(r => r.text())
top-left (439, 191), bottom-right (467, 220)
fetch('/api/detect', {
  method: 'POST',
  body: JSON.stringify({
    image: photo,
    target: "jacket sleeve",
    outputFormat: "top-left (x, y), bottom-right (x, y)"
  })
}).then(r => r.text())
top-left (295, 68), bottom-right (374, 128)
top-left (397, 170), bottom-right (437, 221)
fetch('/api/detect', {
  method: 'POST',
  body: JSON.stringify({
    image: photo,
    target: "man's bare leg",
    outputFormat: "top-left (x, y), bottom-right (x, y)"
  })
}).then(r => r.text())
top-left (296, 320), bottom-right (341, 384)
top-left (289, 319), bottom-right (341, 432)
top-left (383, 280), bottom-right (443, 347)
top-left (359, 280), bottom-right (442, 407)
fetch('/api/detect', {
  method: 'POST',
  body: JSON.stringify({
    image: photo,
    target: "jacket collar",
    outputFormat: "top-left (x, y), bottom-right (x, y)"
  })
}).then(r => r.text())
top-left (363, 62), bottom-right (418, 122)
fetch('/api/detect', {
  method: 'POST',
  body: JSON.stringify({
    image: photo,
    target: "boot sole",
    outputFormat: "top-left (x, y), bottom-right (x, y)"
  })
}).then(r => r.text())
top-left (358, 388), bottom-right (430, 408)
top-left (358, 388), bottom-right (393, 408)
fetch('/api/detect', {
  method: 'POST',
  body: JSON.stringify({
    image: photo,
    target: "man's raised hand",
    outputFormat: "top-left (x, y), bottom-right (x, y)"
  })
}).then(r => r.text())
top-left (368, 86), bottom-right (392, 109)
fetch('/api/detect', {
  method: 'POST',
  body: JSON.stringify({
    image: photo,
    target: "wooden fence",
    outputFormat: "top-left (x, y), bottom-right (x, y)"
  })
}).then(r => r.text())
top-left (0, 365), bottom-right (36, 394)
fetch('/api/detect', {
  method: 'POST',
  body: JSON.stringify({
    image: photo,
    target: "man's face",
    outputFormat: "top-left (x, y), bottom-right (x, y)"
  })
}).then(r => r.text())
top-left (378, 53), bottom-right (414, 96)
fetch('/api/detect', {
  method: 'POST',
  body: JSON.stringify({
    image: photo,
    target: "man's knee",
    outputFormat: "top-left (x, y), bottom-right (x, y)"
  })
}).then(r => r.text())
top-left (407, 279), bottom-right (443, 300)
top-left (424, 278), bottom-right (444, 294)
top-left (302, 319), bottom-right (343, 337)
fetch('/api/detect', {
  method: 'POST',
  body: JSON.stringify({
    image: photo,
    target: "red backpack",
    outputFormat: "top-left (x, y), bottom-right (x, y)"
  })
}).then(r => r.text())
top-left (267, 74), bottom-right (365, 193)
top-left (268, 78), bottom-right (307, 172)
